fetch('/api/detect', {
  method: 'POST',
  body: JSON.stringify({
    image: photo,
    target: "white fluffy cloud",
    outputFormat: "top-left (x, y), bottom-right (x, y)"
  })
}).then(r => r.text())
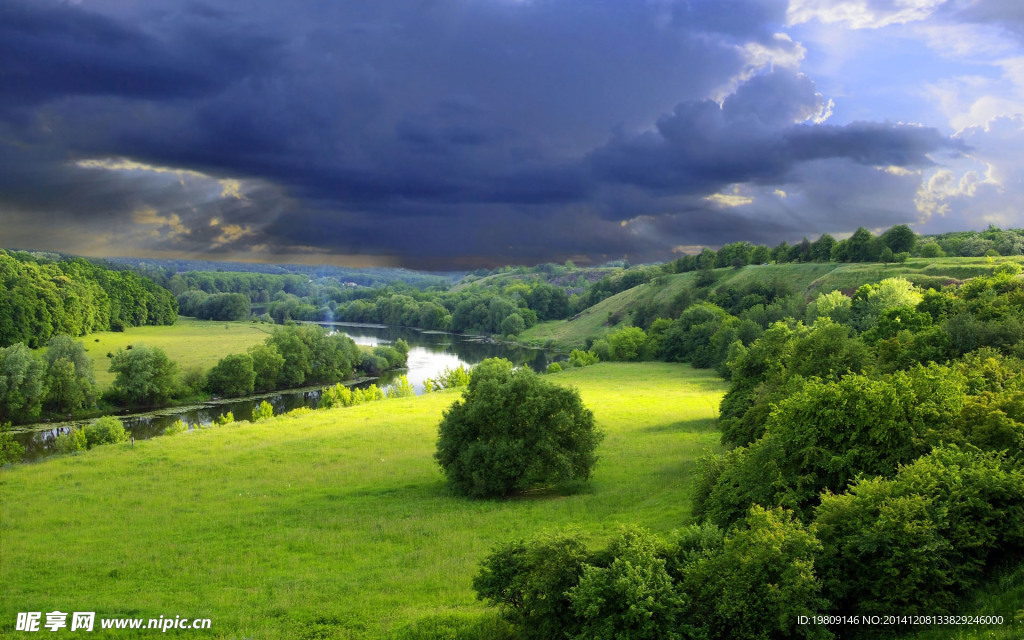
top-left (916, 115), bottom-right (1024, 230)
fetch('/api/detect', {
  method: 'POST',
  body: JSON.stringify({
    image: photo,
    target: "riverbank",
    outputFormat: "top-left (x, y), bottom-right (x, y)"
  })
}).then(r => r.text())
top-left (0, 363), bottom-right (727, 639)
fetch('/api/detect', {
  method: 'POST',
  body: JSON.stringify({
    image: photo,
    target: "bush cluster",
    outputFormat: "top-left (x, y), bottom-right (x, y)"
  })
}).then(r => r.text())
top-left (435, 358), bottom-right (602, 498)
top-left (476, 508), bottom-right (828, 640)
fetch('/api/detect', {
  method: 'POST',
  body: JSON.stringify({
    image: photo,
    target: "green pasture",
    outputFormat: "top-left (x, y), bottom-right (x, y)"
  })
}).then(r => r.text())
top-left (0, 363), bottom-right (726, 639)
top-left (72, 317), bottom-right (274, 390)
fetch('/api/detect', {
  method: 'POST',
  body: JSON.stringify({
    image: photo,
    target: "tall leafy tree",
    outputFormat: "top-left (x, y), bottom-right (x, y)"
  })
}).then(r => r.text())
top-left (42, 335), bottom-right (97, 413)
top-left (0, 343), bottom-right (45, 423)
top-left (109, 345), bottom-right (179, 407)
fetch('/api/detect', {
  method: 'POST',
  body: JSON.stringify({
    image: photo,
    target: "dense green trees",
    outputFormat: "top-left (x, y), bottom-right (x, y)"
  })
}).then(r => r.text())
top-left (476, 509), bottom-right (830, 640)
top-left (205, 353), bottom-right (257, 397)
top-left (42, 335), bottom-right (97, 413)
top-left (699, 366), bottom-right (967, 526)
top-left (176, 291), bottom-right (251, 321)
top-left (2, 334), bottom-right (98, 422)
top-left (471, 247), bottom-right (1024, 639)
top-left (109, 346), bottom-right (180, 407)
top-left (435, 358), bottom-right (602, 498)
top-left (0, 343), bottom-right (45, 423)
top-left (815, 446), bottom-right (1024, 617)
top-left (0, 251), bottom-right (176, 348)
top-left (206, 324), bottom-right (395, 398)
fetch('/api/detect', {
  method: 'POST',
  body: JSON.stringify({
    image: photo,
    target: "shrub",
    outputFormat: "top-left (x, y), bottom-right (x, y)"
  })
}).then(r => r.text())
top-left (568, 528), bottom-right (690, 640)
top-left (252, 401), bottom-right (274, 422)
top-left (164, 419), bottom-right (187, 435)
top-left (355, 384), bottom-right (385, 403)
top-left (995, 261), bottom-right (1023, 276)
top-left (701, 366), bottom-right (966, 526)
top-left (386, 375), bottom-right (415, 398)
top-left (814, 446), bottom-right (1024, 617)
top-left (359, 352), bottom-right (389, 376)
top-left (685, 506), bottom-right (830, 640)
top-left (474, 531), bottom-right (592, 640)
top-left (213, 412), bottom-right (234, 426)
top-left (320, 383), bottom-right (354, 408)
top-left (0, 423), bottom-right (26, 464)
top-left (590, 339), bottom-right (611, 362)
top-left (568, 349), bottom-right (599, 368)
top-left (435, 358), bottom-right (602, 498)
top-left (423, 365), bottom-right (472, 392)
top-left (84, 416), bottom-right (128, 448)
top-left (606, 326), bottom-right (647, 361)
top-left (54, 428), bottom-right (87, 454)
top-left (373, 345), bottom-right (406, 369)
top-left (178, 366), bottom-right (206, 397)
top-left (546, 362), bottom-right (562, 374)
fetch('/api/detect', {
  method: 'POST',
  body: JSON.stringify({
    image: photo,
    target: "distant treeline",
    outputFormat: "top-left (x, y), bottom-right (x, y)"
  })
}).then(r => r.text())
top-left (111, 256), bottom-right (460, 288)
top-left (0, 250), bottom-right (177, 348)
top-left (157, 266), bottom-right (574, 335)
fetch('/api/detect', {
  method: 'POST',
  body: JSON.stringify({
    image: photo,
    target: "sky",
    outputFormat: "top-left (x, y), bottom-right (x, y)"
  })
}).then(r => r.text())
top-left (2, 0), bottom-right (1024, 269)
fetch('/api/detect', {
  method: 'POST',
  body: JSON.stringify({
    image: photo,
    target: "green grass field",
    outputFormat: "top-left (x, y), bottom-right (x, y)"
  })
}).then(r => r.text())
top-left (0, 363), bottom-right (726, 639)
top-left (74, 317), bottom-right (275, 390)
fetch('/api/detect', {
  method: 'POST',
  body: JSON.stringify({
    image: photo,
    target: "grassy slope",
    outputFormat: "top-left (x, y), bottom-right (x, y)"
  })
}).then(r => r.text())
top-left (519, 257), bottom-right (1024, 349)
top-left (74, 317), bottom-right (275, 390)
top-left (447, 267), bottom-right (621, 294)
top-left (0, 363), bottom-right (726, 639)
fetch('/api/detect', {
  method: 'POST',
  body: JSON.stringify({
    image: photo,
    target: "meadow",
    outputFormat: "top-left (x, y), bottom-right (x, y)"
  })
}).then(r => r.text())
top-left (0, 363), bottom-right (726, 639)
top-left (72, 317), bottom-right (275, 390)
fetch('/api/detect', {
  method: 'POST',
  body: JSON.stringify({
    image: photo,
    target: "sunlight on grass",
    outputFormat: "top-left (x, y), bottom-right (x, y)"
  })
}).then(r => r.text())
top-left (74, 317), bottom-right (274, 390)
top-left (0, 363), bottom-right (726, 639)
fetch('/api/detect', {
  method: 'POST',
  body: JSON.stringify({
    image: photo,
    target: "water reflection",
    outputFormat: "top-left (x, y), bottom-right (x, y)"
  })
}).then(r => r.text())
top-left (13, 324), bottom-right (563, 463)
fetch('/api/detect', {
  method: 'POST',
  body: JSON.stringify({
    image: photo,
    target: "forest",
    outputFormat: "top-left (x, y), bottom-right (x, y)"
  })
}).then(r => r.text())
top-left (0, 250), bottom-right (177, 348)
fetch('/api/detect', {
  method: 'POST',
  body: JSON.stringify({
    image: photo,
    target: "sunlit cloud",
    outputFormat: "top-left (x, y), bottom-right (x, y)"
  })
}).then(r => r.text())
top-left (132, 207), bottom-right (188, 241)
top-left (705, 192), bottom-right (755, 208)
top-left (75, 158), bottom-right (209, 184)
top-left (788, 0), bottom-right (946, 29)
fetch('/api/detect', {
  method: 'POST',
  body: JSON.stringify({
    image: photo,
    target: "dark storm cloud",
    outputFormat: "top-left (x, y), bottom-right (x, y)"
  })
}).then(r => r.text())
top-left (0, 0), bottom-right (964, 267)
top-left (589, 70), bottom-right (958, 194)
top-left (0, 1), bottom-right (281, 111)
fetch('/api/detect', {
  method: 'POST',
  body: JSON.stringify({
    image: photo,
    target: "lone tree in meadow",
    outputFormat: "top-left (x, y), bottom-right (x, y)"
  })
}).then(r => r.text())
top-left (435, 358), bottom-right (602, 498)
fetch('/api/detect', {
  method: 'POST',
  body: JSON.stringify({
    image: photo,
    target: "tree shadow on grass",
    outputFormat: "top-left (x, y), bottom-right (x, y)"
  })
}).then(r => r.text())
top-left (641, 418), bottom-right (720, 434)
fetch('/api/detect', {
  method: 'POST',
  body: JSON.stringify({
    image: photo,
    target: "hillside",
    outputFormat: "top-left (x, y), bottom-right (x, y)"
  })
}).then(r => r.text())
top-left (518, 257), bottom-right (1022, 349)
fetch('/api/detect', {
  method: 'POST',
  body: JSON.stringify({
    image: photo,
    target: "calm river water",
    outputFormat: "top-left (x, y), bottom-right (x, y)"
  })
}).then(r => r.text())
top-left (12, 323), bottom-right (564, 462)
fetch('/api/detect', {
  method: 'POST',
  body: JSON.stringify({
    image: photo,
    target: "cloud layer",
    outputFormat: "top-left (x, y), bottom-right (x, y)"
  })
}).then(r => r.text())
top-left (0, 0), bottom-right (1020, 267)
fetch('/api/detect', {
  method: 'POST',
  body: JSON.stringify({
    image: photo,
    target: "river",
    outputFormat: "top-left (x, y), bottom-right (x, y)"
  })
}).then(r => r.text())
top-left (11, 323), bottom-right (564, 462)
